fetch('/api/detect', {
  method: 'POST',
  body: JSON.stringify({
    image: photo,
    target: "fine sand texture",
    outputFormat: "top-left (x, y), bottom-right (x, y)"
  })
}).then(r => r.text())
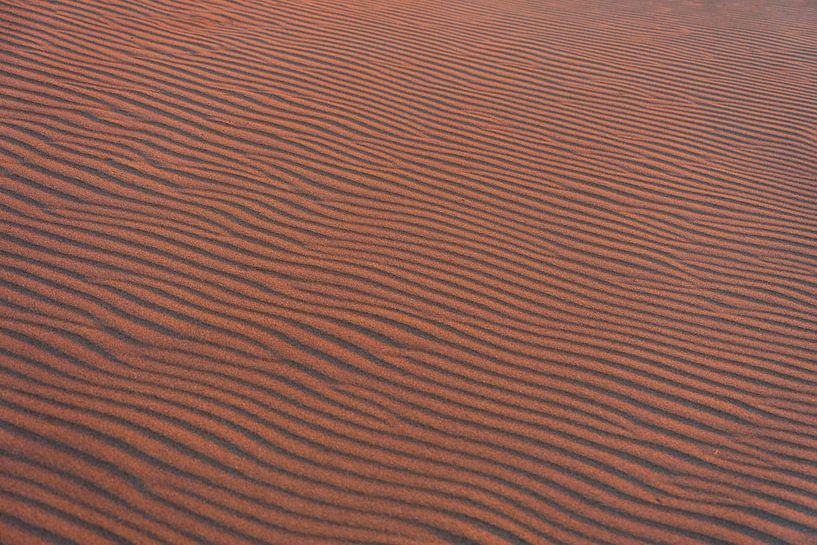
top-left (1, 0), bottom-right (817, 544)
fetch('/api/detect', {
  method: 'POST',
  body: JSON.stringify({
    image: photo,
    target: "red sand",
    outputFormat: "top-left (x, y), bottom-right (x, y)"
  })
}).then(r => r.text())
top-left (1, 1), bottom-right (817, 544)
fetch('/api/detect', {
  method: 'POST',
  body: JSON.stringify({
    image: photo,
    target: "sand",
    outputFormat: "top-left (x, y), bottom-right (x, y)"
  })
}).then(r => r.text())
top-left (1, 0), bottom-right (816, 544)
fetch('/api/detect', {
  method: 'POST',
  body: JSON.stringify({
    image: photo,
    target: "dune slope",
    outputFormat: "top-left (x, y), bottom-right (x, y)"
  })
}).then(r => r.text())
top-left (1, 0), bottom-right (817, 544)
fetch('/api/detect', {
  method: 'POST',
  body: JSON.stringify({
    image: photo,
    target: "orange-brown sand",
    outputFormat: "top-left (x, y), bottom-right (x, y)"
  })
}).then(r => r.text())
top-left (1, 0), bottom-right (817, 544)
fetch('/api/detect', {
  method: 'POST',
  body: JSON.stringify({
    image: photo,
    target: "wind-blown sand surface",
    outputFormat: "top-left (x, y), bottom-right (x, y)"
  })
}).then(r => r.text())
top-left (1, 0), bottom-right (817, 543)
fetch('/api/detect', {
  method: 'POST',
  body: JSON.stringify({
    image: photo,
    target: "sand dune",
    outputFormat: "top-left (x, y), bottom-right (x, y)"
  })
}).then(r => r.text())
top-left (1, 0), bottom-right (817, 544)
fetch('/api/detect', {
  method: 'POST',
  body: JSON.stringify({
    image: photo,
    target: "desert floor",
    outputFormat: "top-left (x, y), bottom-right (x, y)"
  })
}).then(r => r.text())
top-left (1, 1), bottom-right (817, 544)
